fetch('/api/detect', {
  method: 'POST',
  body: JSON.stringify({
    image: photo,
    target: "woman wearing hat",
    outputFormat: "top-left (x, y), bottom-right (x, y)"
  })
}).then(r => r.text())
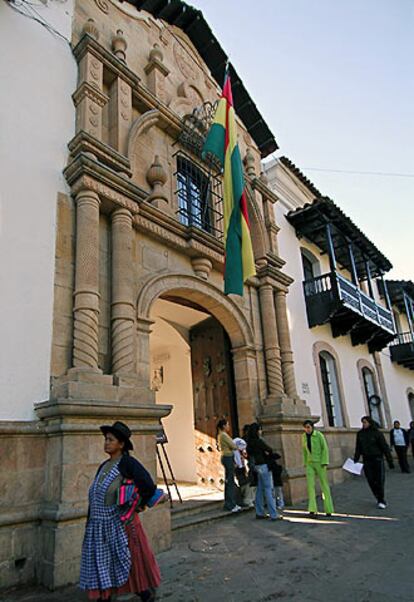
top-left (79, 421), bottom-right (161, 601)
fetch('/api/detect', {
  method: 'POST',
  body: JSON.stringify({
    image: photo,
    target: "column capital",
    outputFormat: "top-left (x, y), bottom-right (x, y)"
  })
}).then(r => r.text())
top-left (75, 188), bottom-right (101, 207)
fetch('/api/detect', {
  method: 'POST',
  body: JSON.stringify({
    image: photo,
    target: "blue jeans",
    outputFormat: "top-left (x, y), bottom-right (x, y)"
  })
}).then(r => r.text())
top-left (255, 464), bottom-right (278, 519)
top-left (221, 455), bottom-right (237, 510)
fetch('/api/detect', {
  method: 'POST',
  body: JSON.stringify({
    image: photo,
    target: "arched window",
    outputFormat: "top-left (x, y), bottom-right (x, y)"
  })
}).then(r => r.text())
top-left (319, 351), bottom-right (344, 427)
top-left (362, 367), bottom-right (383, 427)
top-left (408, 392), bottom-right (414, 420)
top-left (300, 248), bottom-right (320, 281)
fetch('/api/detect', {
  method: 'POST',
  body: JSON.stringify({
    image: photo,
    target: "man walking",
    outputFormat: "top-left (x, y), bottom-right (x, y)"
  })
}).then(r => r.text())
top-left (390, 420), bottom-right (411, 473)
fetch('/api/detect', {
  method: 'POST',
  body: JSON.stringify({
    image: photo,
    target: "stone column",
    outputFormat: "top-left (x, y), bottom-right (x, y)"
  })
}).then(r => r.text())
top-left (275, 289), bottom-right (297, 398)
top-left (258, 284), bottom-right (284, 398)
top-left (72, 189), bottom-right (101, 371)
top-left (111, 208), bottom-right (135, 376)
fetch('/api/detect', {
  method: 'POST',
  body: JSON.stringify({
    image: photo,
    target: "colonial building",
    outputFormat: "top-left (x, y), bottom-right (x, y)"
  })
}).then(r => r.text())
top-left (264, 157), bottom-right (414, 433)
top-left (0, 0), bottom-right (412, 592)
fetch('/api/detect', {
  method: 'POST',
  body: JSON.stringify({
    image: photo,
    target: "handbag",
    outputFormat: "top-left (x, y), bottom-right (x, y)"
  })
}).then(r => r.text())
top-left (116, 478), bottom-right (143, 524)
top-left (116, 479), bottom-right (165, 524)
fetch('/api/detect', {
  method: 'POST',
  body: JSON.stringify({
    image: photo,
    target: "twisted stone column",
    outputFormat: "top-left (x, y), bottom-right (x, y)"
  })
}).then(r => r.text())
top-left (275, 290), bottom-right (297, 398)
top-left (259, 284), bottom-right (284, 397)
top-left (111, 208), bottom-right (135, 375)
top-left (73, 189), bottom-right (101, 370)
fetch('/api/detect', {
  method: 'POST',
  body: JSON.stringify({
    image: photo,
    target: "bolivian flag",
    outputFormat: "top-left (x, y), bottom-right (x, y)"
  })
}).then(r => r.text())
top-left (202, 68), bottom-right (256, 296)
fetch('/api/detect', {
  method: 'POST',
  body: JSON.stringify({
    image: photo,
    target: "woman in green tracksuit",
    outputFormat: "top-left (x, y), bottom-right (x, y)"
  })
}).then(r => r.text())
top-left (302, 420), bottom-right (334, 516)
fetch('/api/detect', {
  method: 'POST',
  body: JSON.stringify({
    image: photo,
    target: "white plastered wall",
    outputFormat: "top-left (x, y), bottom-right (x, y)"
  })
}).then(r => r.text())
top-left (266, 159), bottom-right (414, 429)
top-left (150, 300), bottom-right (206, 483)
top-left (0, 1), bottom-right (77, 419)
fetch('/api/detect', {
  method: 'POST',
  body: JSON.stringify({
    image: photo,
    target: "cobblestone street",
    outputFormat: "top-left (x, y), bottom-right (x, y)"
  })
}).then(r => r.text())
top-left (3, 467), bottom-right (413, 602)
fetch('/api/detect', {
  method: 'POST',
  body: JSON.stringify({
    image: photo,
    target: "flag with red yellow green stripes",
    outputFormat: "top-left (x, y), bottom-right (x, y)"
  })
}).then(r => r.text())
top-left (202, 67), bottom-right (256, 296)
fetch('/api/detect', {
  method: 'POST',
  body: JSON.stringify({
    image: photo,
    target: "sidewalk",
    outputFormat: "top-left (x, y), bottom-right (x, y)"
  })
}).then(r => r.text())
top-left (3, 468), bottom-right (414, 602)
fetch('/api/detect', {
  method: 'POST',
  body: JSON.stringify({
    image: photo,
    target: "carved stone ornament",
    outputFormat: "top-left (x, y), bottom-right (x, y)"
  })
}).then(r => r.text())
top-left (245, 147), bottom-right (256, 178)
top-left (146, 155), bottom-right (168, 209)
top-left (173, 42), bottom-right (197, 80)
top-left (259, 170), bottom-right (269, 186)
top-left (149, 43), bottom-right (164, 63)
top-left (83, 18), bottom-right (99, 40)
top-left (95, 0), bottom-right (109, 14)
top-left (112, 29), bottom-right (127, 62)
top-left (191, 257), bottom-right (213, 281)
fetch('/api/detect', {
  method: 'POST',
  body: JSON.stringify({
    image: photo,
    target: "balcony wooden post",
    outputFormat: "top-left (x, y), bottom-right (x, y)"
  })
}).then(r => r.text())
top-left (347, 241), bottom-right (359, 285)
top-left (380, 273), bottom-right (392, 310)
top-left (325, 222), bottom-right (337, 273)
top-left (364, 258), bottom-right (374, 298)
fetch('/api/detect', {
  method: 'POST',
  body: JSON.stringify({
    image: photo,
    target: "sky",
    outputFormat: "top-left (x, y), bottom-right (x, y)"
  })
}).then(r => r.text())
top-left (192, 0), bottom-right (414, 279)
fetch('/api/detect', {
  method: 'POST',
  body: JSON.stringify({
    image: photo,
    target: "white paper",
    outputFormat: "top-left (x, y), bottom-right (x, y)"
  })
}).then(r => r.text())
top-left (342, 457), bottom-right (364, 475)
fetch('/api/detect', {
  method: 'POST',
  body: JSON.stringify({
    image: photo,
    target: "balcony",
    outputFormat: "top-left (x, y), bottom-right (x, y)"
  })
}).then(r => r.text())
top-left (304, 271), bottom-right (396, 352)
top-left (389, 332), bottom-right (414, 370)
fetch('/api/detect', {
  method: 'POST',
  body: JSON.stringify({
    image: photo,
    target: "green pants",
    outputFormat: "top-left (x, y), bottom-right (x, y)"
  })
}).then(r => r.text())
top-left (306, 462), bottom-right (334, 514)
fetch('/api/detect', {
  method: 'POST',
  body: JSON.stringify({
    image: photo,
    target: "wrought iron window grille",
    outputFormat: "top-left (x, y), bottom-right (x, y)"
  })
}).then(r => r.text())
top-left (173, 150), bottom-right (223, 239)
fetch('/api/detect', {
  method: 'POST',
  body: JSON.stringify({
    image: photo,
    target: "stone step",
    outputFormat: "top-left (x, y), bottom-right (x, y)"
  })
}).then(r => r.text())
top-left (171, 499), bottom-right (223, 520)
top-left (172, 502), bottom-right (252, 532)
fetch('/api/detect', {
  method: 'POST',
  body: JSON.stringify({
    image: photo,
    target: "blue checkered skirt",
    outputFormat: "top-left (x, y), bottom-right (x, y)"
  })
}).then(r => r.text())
top-left (79, 462), bottom-right (131, 591)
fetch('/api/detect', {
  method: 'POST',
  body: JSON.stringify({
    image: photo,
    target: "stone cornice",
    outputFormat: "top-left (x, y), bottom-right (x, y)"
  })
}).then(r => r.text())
top-left (35, 399), bottom-right (172, 421)
top-left (72, 81), bottom-right (109, 108)
top-left (135, 204), bottom-right (226, 269)
top-left (64, 154), bottom-right (145, 211)
top-left (68, 131), bottom-right (132, 176)
top-left (73, 33), bottom-right (140, 89)
top-left (257, 262), bottom-right (294, 289)
top-left (250, 176), bottom-right (279, 204)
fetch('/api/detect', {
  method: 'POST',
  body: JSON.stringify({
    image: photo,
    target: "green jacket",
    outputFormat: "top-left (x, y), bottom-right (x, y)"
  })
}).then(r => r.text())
top-left (302, 430), bottom-right (330, 466)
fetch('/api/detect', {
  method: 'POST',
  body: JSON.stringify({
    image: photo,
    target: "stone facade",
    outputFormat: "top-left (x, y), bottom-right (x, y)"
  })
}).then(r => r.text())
top-left (3, 0), bottom-right (411, 593)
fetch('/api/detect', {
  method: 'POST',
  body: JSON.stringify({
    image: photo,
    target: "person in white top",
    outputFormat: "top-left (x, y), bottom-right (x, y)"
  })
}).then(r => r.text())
top-left (390, 421), bottom-right (411, 473)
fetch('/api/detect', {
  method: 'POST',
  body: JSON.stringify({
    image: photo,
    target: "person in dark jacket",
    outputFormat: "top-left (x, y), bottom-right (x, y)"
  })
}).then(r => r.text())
top-left (408, 421), bottom-right (414, 461)
top-left (247, 423), bottom-right (281, 520)
top-left (354, 416), bottom-right (394, 509)
top-left (390, 420), bottom-right (411, 473)
top-left (80, 421), bottom-right (161, 602)
top-left (267, 452), bottom-right (285, 512)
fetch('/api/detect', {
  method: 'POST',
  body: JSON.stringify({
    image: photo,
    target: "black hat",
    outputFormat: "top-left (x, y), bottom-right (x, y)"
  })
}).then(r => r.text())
top-left (100, 421), bottom-right (134, 451)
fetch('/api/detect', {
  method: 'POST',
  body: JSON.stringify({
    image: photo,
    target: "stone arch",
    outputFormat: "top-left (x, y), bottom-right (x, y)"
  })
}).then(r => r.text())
top-left (312, 341), bottom-right (349, 428)
top-left (245, 185), bottom-right (268, 260)
top-left (137, 272), bottom-right (254, 348)
top-left (136, 272), bottom-right (258, 427)
top-left (127, 109), bottom-right (161, 162)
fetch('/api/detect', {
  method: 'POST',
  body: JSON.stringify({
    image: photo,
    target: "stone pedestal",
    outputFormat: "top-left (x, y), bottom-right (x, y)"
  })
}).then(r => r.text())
top-left (33, 398), bottom-right (172, 589)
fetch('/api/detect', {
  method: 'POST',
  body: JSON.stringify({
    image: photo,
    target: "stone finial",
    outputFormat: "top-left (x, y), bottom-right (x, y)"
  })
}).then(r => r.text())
top-left (146, 155), bottom-right (168, 210)
top-left (112, 30), bottom-right (127, 62)
top-left (191, 257), bottom-right (213, 280)
top-left (83, 18), bottom-right (99, 40)
top-left (245, 147), bottom-right (256, 178)
top-left (259, 170), bottom-right (269, 186)
top-left (149, 43), bottom-right (164, 63)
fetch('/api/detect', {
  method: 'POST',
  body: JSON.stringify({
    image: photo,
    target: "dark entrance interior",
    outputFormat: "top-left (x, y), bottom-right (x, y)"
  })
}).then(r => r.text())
top-left (190, 316), bottom-right (239, 486)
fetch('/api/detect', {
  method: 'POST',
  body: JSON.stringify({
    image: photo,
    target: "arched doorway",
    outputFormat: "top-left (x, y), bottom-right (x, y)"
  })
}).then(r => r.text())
top-left (137, 273), bottom-right (257, 491)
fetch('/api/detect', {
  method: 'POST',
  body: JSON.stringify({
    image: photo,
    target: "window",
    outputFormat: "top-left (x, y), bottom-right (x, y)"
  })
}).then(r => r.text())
top-left (302, 254), bottom-right (314, 281)
top-left (408, 392), bottom-right (414, 421)
top-left (175, 153), bottom-right (224, 237)
top-left (362, 367), bottom-right (382, 427)
top-left (319, 351), bottom-right (344, 427)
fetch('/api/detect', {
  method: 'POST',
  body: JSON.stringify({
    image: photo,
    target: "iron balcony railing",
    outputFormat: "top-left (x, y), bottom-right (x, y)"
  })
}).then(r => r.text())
top-left (389, 331), bottom-right (414, 346)
top-left (303, 271), bottom-right (395, 334)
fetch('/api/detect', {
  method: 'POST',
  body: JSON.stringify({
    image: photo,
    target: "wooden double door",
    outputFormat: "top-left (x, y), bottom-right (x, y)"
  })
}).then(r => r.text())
top-left (189, 317), bottom-right (238, 486)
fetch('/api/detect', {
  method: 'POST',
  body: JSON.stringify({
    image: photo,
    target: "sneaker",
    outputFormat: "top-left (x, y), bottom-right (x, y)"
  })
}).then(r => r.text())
top-left (326, 513), bottom-right (332, 517)
top-left (377, 502), bottom-right (387, 509)
top-left (309, 512), bottom-right (317, 517)
top-left (271, 515), bottom-right (283, 521)
top-left (231, 505), bottom-right (242, 513)
top-left (255, 514), bottom-right (267, 519)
